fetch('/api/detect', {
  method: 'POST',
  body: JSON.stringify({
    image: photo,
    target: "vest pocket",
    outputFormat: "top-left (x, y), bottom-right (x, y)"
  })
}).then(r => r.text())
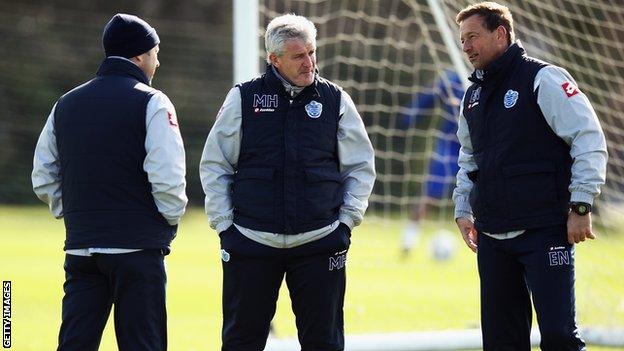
top-left (232, 168), bottom-right (275, 222)
top-left (303, 168), bottom-right (342, 222)
top-left (502, 162), bottom-right (558, 220)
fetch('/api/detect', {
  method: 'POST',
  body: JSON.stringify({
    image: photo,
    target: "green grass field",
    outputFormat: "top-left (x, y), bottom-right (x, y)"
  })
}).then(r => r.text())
top-left (1, 206), bottom-right (623, 350)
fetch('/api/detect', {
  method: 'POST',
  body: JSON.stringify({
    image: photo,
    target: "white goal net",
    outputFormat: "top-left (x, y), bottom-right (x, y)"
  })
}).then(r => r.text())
top-left (257, 0), bottom-right (624, 224)
top-left (260, 0), bottom-right (466, 221)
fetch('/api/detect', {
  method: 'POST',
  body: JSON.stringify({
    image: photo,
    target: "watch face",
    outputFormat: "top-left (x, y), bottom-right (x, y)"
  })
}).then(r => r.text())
top-left (572, 202), bottom-right (590, 215)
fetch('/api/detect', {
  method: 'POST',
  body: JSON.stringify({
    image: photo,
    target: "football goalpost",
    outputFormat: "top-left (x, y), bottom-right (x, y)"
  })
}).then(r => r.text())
top-left (235, 0), bottom-right (624, 349)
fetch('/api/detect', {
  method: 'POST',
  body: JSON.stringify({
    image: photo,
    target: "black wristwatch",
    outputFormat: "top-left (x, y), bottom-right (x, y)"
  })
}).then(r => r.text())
top-left (570, 202), bottom-right (591, 216)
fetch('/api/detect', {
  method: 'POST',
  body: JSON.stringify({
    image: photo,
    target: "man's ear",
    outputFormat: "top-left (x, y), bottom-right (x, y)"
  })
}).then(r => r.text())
top-left (269, 53), bottom-right (280, 68)
top-left (129, 54), bottom-right (142, 65)
top-left (496, 25), bottom-right (508, 42)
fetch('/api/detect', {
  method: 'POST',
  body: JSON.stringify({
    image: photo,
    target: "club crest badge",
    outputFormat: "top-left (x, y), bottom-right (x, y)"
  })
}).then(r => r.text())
top-left (468, 86), bottom-right (481, 109)
top-left (220, 249), bottom-right (230, 262)
top-left (305, 100), bottom-right (323, 118)
top-left (504, 89), bottom-right (519, 108)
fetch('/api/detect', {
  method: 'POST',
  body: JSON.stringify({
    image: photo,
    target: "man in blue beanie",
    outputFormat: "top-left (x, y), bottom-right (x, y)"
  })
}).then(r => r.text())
top-left (32, 13), bottom-right (187, 351)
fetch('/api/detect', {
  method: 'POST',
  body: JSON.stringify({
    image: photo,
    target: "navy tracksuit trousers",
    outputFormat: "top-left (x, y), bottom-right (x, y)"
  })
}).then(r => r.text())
top-left (478, 225), bottom-right (586, 350)
top-left (220, 223), bottom-right (351, 351)
top-left (57, 250), bottom-right (167, 351)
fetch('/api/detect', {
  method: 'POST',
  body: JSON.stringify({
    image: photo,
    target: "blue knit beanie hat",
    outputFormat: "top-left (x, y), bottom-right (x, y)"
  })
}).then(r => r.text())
top-left (102, 14), bottom-right (160, 58)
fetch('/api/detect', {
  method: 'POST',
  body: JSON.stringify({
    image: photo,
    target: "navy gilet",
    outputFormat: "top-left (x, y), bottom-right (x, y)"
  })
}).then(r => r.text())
top-left (54, 58), bottom-right (176, 250)
top-left (234, 66), bottom-right (343, 234)
top-left (462, 43), bottom-right (572, 233)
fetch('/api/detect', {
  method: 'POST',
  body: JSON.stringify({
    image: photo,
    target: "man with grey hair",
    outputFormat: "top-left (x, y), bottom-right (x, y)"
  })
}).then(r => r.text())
top-left (200, 13), bottom-right (375, 351)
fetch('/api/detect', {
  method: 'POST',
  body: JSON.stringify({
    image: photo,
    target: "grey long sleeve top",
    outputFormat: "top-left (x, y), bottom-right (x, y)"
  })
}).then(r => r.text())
top-left (32, 91), bottom-right (188, 227)
top-left (200, 84), bottom-right (376, 248)
top-left (453, 65), bottom-right (608, 224)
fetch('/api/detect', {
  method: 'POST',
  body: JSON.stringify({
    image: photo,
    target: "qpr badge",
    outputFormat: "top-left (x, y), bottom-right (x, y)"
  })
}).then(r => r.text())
top-left (504, 89), bottom-right (519, 108)
top-left (305, 100), bottom-right (323, 118)
top-left (220, 249), bottom-right (230, 262)
top-left (468, 86), bottom-right (481, 109)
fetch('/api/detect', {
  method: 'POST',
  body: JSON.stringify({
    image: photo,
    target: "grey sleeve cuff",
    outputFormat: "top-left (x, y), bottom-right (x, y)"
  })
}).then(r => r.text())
top-left (454, 198), bottom-right (474, 221)
top-left (212, 217), bottom-right (234, 234)
top-left (339, 213), bottom-right (356, 230)
top-left (570, 191), bottom-right (595, 205)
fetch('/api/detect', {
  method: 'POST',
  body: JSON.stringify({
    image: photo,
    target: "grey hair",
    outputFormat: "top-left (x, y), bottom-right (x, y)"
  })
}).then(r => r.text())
top-left (265, 14), bottom-right (317, 63)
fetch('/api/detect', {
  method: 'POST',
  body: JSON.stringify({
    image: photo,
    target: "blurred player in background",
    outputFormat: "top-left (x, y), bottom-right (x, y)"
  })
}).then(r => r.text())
top-left (400, 69), bottom-right (463, 256)
top-left (32, 14), bottom-right (186, 351)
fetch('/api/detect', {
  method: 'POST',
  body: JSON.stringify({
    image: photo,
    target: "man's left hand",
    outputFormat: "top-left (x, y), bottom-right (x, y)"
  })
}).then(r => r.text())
top-left (567, 212), bottom-right (596, 245)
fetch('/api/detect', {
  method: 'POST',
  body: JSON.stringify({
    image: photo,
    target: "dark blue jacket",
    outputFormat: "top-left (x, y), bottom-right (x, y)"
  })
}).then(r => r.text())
top-left (54, 58), bottom-right (176, 250)
top-left (463, 43), bottom-right (572, 233)
top-left (234, 66), bottom-right (343, 234)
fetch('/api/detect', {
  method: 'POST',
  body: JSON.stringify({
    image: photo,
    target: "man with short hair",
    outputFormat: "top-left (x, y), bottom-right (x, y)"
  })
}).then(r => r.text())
top-left (453, 2), bottom-right (607, 350)
top-left (200, 13), bottom-right (375, 351)
top-left (32, 13), bottom-right (187, 351)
